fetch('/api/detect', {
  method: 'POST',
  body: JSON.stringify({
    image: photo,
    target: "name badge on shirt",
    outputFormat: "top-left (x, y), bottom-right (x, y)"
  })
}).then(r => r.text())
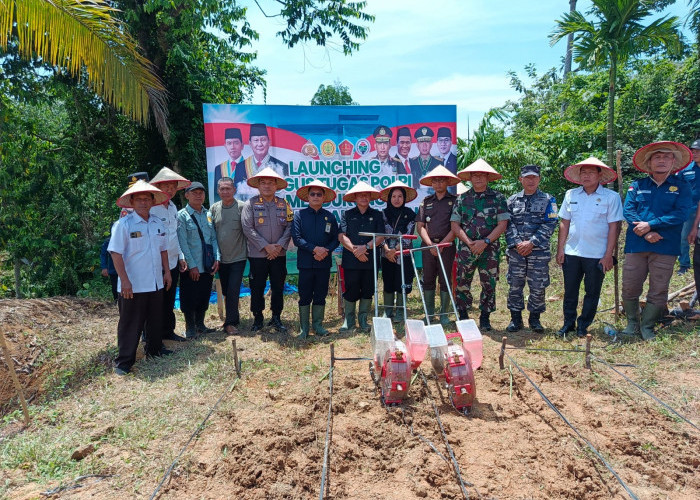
top-left (130, 231), bottom-right (142, 238)
top-left (325, 222), bottom-right (332, 233)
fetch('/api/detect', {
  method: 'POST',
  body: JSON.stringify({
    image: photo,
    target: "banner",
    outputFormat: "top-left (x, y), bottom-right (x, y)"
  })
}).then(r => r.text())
top-left (203, 104), bottom-right (457, 221)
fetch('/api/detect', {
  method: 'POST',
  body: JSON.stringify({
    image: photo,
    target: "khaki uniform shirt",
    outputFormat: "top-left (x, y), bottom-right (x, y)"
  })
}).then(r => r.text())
top-left (241, 195), bottom-right (293, 258)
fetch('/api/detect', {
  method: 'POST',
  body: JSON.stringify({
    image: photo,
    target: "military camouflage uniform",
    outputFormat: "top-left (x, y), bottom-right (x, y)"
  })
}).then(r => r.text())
top-left (505, 189), bottom-right (558, 313)
top-left (450, 187), bottom-right (510, 312)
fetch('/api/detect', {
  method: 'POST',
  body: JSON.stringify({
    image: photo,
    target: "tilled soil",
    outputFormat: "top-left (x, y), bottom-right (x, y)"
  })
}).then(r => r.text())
top-left (1, 297), bottom-right (698, 499)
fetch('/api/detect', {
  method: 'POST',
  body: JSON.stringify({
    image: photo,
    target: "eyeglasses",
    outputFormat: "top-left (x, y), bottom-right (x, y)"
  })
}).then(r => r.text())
top-left (308, 192), bottom-right (324, 197)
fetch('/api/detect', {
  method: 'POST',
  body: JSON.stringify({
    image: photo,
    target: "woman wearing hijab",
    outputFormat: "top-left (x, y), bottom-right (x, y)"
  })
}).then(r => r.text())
top-left (379, 181), bottom-right (417, 323)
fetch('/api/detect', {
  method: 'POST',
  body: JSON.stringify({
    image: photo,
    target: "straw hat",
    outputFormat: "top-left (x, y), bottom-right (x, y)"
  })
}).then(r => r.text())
top-left (343, 181), bottom-right (380, 202)
top-left (456, 182), bottom-right (468, 196)
top-left (150, 166), bottom-right (191, 191)
top-left (379, 180), bottom-right (418, 203)
top-left (117, 180), bottom-right (169, 208)
top-left (419, 165), bottom-right (460, 187)
top-left (632, 141), bottom-right (691, 174)
top-left (457, 158), bottom-right (502, 182)
top-left (296, 180), bottom-right (336, 203)
top-left (246, 166), bottom-right (288, 190)
top-left (564, 157), bottom-right (618, 185)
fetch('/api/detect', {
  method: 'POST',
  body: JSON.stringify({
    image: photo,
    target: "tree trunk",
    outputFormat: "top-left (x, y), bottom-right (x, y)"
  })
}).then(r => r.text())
top-left (607, 55), bottom-right (617, 171)
top-left (14, 259), bottom-right (22, 299)
top-left (563, 0), bottom-right (577, 77)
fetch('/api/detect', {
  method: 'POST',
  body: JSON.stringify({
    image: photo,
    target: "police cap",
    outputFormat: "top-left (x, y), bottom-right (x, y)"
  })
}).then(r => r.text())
top-left (373, 125), bottom-right (393, 143)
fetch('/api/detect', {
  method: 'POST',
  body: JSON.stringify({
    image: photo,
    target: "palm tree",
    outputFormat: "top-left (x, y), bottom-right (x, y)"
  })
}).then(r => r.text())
top-left (0, 0), bottom-right (167, 135)
top-left (550, 0), bottom-right (683, 169)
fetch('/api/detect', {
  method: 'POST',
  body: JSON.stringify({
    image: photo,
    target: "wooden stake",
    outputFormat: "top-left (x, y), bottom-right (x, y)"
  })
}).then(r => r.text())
top-left (330, 343), bottom-right (335, 368)
top-left (614, 149), bottom-right (623, 317)
top-left (499, 336), bottom-right (507, 370)
top-left (585, 334), bottom-right (592, 370)
top-left (231, 338), bottom-right (241, 378)
top-left (0, 330), bottom-right (30, 425)
top-left (216, 279), bottom-right (224, 321)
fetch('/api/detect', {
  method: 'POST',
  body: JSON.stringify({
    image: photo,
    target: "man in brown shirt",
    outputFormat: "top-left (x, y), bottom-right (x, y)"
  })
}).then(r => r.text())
top-left (415, 165), bottom-right (460, 325)
top-left (241, 168), bottom-right (293, 333)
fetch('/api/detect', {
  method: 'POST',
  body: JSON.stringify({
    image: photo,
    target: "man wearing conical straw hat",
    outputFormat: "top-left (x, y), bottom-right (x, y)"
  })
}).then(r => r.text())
top-left (108, 180), bottom-right (173, 375)
top-left (415, 165), bottom-right (460, 326)
top-left (555, 157), bottom-right (623, 339)
top-left (338, 181), bottom-right (384, 333)
top-left (621, 141), bottom-right (693, 340)
top-left (150, 167), bottom-right (191, 343)
top-left (450, 159), bottom-right (510, 331)
top-left (292, 180), bottom-right (339, 338)
top-left (241, 167), bottom-right (293, 333)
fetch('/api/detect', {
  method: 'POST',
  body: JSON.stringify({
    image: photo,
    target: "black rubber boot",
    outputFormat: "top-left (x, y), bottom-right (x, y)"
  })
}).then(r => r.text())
top-left (250, 313), bottom-right (264, 332)
top-left (529, 312), bottom-right (544, 334)
top-left (183, 312), bottom-right (197, 339)
top-left (506, 311), bottom-right (523, 333)
top-left (479, 311), bottom-right (492, 331)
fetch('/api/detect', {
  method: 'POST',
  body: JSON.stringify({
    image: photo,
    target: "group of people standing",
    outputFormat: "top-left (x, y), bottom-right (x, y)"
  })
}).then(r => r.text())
top-left (105, 139), bottom-right (698, 375)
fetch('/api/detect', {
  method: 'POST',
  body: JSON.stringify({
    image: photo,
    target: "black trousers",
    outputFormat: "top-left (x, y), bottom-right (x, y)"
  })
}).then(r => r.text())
top-left (249, 256), bottom-right (287, 316)
top-left (343, 267), bottom-right (375, 302)
top-left (219, 260), bottom-right (246, 326)
top-left (298, 267), bottom-right (331, 306)
top-left (562, 254), bottom-right (605, 330)
top-left (109, 274), bottom-right (118, 302)
top-left (422, 244), bottom-right (456, 291)
top-left (180, 270), bottom-right (214, 319)
top-left (694, 241), bottom-right (700, 300)
top-left (381, 256), bottom-right (414, 294)
top-left (116, 289), bottom-right (163, 370)
top-left (148, 265), bottom-right (179, 337)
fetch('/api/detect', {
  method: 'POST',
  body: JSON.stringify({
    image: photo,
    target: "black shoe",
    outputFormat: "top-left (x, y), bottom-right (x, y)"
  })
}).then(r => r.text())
top-left (268, 315), bottom-right (287, 333)
top-left (250, 315), bottom-right (264, 332)
top-left (114, 367), bottom-right (130, 376)
top-left (458, 309), bottom-right (469, 320)
top-left (529, 312), bottom-right (544, 334)
top-left (556, 324), bottom-right (575, 338)
top-left (506, 311), bottom-right (523, 333)
top-left (576, 329), bottom-right (588, 338)
top-left (479, 312), bottom-right (492, 331)
top-left (196, 324), bottom-right (215, 334)
top-left (164, 332), bottom-right (188, 342)
top-left (677, 266), bottom-right (690, 275)
top-left (147, 347), bottom-right (174, 359)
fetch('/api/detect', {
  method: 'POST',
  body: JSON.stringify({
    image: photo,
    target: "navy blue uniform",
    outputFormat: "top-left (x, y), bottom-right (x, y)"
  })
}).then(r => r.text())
top-left (340, 206), bottom-right (385, 301)
top-left (292, 207), bottom-right (339, 306)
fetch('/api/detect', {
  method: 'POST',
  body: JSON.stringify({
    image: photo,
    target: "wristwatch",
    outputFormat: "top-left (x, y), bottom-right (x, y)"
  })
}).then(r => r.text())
top-left (484, 237), bottom-right (492, 245)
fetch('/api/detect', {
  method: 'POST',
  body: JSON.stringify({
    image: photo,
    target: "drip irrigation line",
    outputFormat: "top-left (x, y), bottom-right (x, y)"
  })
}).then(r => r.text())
top-left (506, 347), bottom-right (585, 353)
top-left (505, 354), bottom-right (639, 500)
top-left (399, 407), bottom-right (448, 463)
top-left (333, 356), bottom-right (372, 361)
top-left (150, 377), bottom-right (239, 500)
top-left (319, 361), bottom-right (334, 499)
top-left (592, 355), bottom-right (699, 432)
top-left (419, 370), bottom-right (478, 500)
top-left (40, 475), bottom-right (114, 497)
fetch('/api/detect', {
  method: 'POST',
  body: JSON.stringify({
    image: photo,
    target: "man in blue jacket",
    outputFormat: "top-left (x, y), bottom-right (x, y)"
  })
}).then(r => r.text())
top-left (622, 141), bottom-right (693, 340)
top-left (292, 180), bottom-right (339, 338)
top-left (674, 139), bottom-right (700, 274)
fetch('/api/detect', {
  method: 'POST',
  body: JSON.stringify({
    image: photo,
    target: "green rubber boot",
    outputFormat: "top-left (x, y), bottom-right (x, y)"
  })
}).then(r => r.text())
top-left (393, 294), bottom-right (405, 323)
top-left (383, 292), bottom-right (395, 319)
top-left (298, 304), bottom-right (311, 339)
top-left (339, 299), bottom-right (357, 333)
top-left (640, 303), bottom-right (664, 341)
top-left (358, 298), bottom-right (373, 333)
top-left (311, 305), bottom-right (330, 336)
top-left (424, 290), bottom-right (436, 324)
top-left (439, 292), bottom-right (452, 326)
top-left (621, 299), bottom-right (641, 336)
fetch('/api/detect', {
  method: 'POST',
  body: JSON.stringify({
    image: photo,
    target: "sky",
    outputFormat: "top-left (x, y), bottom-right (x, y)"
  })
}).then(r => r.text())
top-left (244, 0), bottom-right (691, 138)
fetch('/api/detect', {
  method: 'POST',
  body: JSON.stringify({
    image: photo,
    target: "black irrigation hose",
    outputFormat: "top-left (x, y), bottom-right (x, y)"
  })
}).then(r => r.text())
top-left (506, 347), bottom-right (585, 353)
top-left (419, 370), bottom-right (477, 500)
top-left (592, 355), bottom-right (699, 432)
top-left (150, 377), bottom-right (239, 500)
top-left (505, 354), bottom-right (639, 500)
top-left (40, 475), bottom-right (114, 497)
top-left (319, 362), bottom-right (334, 500)
top-left (399, 407), bottom-right (448, 463)
top-left (333, 356), bottom-right (373, 361)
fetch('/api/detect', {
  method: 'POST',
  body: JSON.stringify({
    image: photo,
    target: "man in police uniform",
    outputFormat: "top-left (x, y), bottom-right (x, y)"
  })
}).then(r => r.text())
top-left (236, 123), bottom-right (289, 201)
top-left (292, 180), bottom-right (339, 338)
top-left (213, 128), bottom-right (247, 202)
top-left (557, 158), bottom-right (623, 338)
top-left (241, 167), bottom-right (293, 333)
top-left (109, 180), bottom-right (172, 375)
top-left (409, 126), bottom-right (442, 192)
top-left (371, 125), bottom-right (406, 178)
top-left (504, 165), bottom-right (558, 333)
top-left (416, 165), bottom-right (460, 325)
top-left (622, 141), bottom-right (693, 340)
top-left (674, 139), bottom-right (700, 274)
top-left (393, 127), bottom-right (413, 179)
top-left (338, 181), bottom-right (385, 333)
top-left (451, 159), bottom-right (510, 331)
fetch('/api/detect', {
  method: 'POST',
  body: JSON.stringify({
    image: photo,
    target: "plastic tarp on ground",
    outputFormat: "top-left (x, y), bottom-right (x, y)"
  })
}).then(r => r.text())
top-left (173, 282), bottom-right (298, 310)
